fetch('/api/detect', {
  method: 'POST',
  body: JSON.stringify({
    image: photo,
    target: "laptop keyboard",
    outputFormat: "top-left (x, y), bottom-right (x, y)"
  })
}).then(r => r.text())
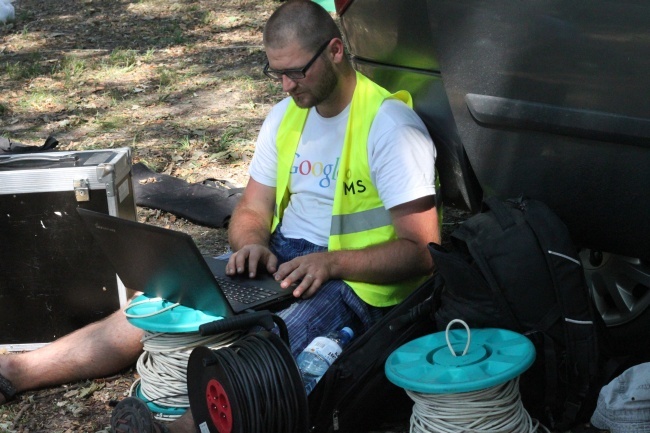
top-left (215, 276), bottom-right (279, 305)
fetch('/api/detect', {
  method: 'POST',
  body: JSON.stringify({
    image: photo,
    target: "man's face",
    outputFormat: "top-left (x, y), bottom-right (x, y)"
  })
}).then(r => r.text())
top-left (265, 41), bottom-right (338, 109)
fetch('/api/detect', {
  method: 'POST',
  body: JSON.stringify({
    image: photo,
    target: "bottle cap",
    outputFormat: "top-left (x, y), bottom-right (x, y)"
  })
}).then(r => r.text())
top-left (341, 327), bottom-right (354, 339)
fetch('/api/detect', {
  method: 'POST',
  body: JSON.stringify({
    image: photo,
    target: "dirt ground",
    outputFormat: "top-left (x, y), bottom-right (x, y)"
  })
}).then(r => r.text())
top-left (0, 1), bottom-right (463, 431)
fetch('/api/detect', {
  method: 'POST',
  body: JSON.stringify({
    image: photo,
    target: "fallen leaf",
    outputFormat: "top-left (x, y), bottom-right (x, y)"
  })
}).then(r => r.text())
top-left (78, 382), bottom-right (104, 399)
top-left (63, 389), bottom-right (79, 398)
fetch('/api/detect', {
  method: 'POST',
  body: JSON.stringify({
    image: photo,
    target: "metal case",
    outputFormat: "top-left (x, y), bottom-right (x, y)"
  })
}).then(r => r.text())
top-left (0, 148), bottom-right (136, 351)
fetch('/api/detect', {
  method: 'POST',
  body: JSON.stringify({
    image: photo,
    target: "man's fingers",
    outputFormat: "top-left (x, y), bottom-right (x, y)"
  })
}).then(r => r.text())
top-left (226, 251), bottom-right (242, 275)
top-left (293, 274), bottom-right (321, 298)
top-left (275, 261), bottom-right (297, 286)
top-left (276, 257), bottom-right (330, 295)
top-left (265, 254), bottom-right (278, 275)
top-left (227, 246), bottom-right (275, 278)
top-left (235, 250), bottom-right (253, 275)
top-left (247, 250), bottom-right (263, 278)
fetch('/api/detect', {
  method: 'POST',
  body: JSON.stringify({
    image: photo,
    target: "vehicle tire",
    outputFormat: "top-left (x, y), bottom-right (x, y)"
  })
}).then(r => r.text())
top-left (580, 250), bottom-right (650, 359)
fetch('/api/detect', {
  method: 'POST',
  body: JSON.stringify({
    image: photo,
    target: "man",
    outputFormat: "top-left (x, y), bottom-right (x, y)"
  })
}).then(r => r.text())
top-left (224, 0), bottom-right (438, 356)
top-left (0, 1), bottom-right (438, 431)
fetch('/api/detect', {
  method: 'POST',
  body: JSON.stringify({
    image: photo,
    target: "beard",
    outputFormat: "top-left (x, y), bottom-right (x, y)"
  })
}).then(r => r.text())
top-left (290, 59), bottom-right (338, 109)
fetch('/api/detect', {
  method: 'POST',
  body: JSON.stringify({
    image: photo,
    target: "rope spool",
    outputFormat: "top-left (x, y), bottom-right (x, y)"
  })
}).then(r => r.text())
top-left (124, 295), bottom-right (243, 421)
top-left (386, 319), bottom-right (550, 433)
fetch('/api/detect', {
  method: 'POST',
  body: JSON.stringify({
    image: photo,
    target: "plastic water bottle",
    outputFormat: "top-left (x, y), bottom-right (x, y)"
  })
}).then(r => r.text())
top-left (296, 327), bottom-right (354, 395)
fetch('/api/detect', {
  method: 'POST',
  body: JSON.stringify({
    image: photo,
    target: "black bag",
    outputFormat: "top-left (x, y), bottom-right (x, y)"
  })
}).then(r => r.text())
top-left (307, 274), bottom-right (442, 433)
top-left (429, 196), bottom-right (605, 431)
top-left (0, 136), bottom-right (58, 153)
top-left (131, 162), bottom-right (243, 228)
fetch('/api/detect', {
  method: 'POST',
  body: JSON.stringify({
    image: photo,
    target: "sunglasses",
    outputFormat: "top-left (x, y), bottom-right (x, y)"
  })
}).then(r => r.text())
top-left (263, 40), bottom-right (331, 81)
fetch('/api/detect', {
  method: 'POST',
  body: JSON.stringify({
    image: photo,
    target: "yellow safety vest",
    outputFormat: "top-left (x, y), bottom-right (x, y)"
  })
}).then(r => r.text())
top-left (272, 72), bottom-right (426, 307)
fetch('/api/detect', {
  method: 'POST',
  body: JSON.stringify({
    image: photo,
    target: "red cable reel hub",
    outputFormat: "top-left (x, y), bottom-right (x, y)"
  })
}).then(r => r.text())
top-left (205, 379), bottom-right (233, 433)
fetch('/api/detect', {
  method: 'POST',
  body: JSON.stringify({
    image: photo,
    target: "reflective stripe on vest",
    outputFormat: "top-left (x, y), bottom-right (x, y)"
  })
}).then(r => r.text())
top-left (273, 72), bottom-right (425, 306)
top-left (330, 207), bottom-right (393, 236)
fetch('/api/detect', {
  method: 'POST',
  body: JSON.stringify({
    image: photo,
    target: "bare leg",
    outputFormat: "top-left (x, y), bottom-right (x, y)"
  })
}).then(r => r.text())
top-left (0, 309), bottom-right (144, 404)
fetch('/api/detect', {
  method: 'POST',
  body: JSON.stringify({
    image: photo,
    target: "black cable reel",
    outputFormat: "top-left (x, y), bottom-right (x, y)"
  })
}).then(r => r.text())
top-left (187, 311), bottom-right (309, 433)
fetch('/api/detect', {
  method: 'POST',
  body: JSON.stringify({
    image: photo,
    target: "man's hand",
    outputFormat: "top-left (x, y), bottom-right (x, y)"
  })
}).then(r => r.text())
top-left (227, 178), bottom-right (277, 278)
top-left (272, 251), bottom-right (334, 298)
top-left (226, 244), bottom-right (278, 279)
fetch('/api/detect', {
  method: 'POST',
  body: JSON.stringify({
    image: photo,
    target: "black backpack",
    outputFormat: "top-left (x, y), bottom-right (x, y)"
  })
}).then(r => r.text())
top-left (429, 196), bottom-right (605, 431)
top-left (307, 274), bottom-right (442, 433)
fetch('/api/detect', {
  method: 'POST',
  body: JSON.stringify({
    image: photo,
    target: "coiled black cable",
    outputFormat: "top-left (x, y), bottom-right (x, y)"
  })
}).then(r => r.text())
top-left (196, 331), bottom-right (308, 433)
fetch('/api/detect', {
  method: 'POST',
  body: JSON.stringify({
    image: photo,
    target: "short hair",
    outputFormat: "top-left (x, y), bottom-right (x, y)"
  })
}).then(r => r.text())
top-left (263, 0), bottom-right (341, 52)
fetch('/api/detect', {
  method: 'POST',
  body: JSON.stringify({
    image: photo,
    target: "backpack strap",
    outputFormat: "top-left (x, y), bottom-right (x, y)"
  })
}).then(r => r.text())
top-left (522, 199), bottom-right (597, 430)
top-left (532, 300), bottom-right (563, 411)
top-left (483, 196), bottom-right (516, 230)
top-left (536, 304), bottom-right (562, 332)
top-left (542, 333), bottom-right (559, 423)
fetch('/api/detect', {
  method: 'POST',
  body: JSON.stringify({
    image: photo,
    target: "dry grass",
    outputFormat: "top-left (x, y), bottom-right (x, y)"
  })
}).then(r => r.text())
top-left (1, 0), bottom-right (284, 183)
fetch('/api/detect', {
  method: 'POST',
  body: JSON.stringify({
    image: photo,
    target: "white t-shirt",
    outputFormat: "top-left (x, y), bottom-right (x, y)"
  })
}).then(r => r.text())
top-left (249, 97), bottom-right (437, 247)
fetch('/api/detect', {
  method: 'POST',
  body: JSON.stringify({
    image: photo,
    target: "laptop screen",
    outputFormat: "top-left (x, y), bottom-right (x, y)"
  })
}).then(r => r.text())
top-left (77, 208), bottom-right (235, 317)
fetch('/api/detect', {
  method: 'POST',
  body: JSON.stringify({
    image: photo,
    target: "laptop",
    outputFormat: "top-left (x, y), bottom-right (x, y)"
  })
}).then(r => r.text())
top-left (77, 208), bottom-right (295, 317)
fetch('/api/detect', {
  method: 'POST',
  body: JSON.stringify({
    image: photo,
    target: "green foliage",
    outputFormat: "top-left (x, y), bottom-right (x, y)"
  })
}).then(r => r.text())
top-left (0, 54), bottom-right (43, 80)
top-left (107, 48), bottom-right (139, 69)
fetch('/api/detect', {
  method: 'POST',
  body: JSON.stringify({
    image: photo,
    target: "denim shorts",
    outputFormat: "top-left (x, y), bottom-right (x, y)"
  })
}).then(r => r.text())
top-left (220, 225), bottom-right (385, 357)
top-left (269, 226), bottom-right (385, 357)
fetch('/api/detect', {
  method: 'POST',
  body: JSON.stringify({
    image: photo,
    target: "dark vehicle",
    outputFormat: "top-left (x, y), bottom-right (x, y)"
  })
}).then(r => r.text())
top-left (334, 0), bottom-right (650, 351)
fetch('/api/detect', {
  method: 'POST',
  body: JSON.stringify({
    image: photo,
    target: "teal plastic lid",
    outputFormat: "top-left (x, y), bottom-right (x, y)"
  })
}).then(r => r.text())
top-left (134, 382), bottom-right (187, 416)
top-left (385, 321), bottom-right (535, 394)
top-left (125, 294), bottom-right (223, 333)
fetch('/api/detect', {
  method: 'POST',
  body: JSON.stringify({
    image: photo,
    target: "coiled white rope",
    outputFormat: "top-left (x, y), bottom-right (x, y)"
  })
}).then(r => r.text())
top-left (124, 298), bottom-right (243, 421)
top-left (406, 319), bottom-right (550, 433)
top-left (407, 377), bottom-right (549, 433)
